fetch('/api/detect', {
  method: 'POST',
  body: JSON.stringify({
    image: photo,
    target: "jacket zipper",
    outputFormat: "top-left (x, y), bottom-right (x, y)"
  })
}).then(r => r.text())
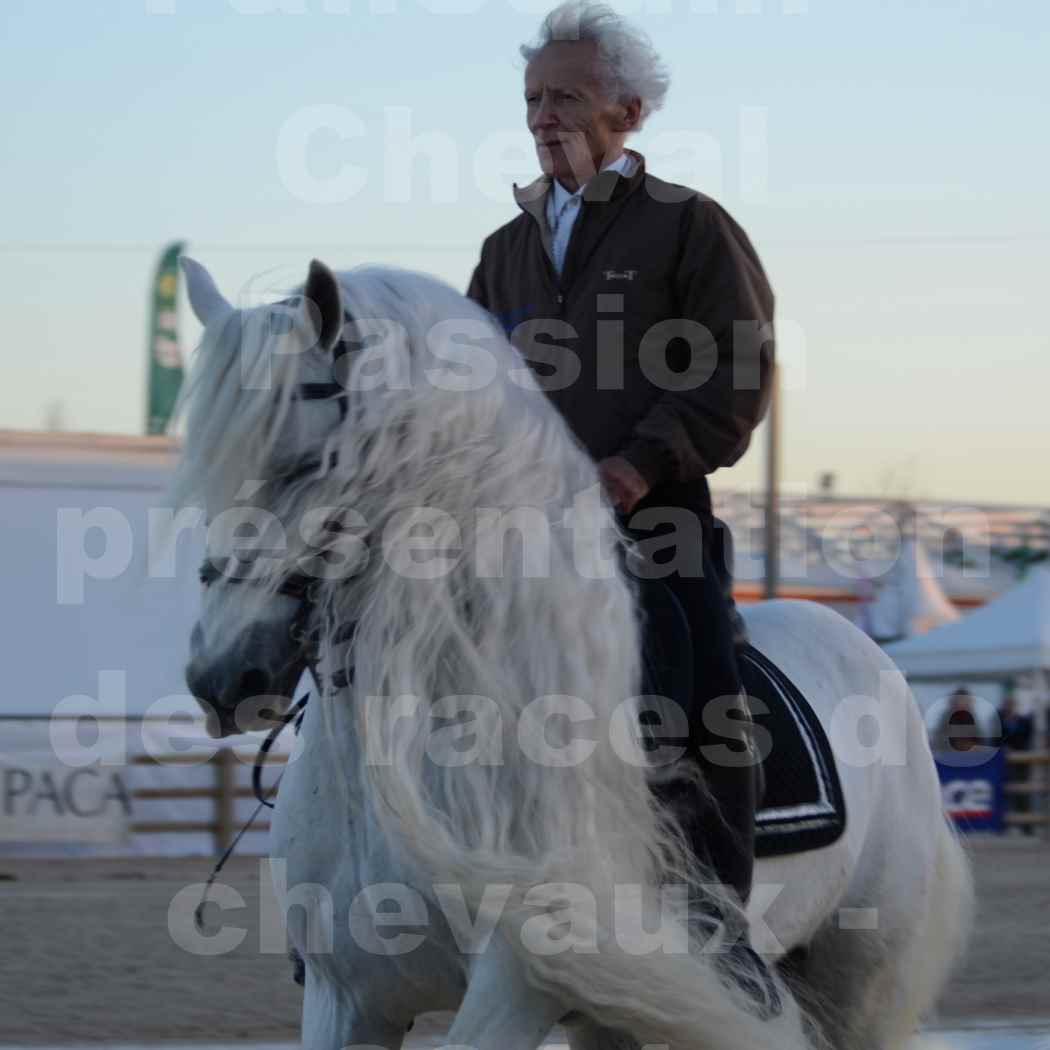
top-left (520, 201), bottom-right (566, 313)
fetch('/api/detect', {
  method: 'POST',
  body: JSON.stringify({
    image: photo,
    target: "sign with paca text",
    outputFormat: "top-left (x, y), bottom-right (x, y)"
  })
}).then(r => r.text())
top-left (0, 754), bottom-right (132, 843)
top-left (934, 747), bottom-right (1006, 833)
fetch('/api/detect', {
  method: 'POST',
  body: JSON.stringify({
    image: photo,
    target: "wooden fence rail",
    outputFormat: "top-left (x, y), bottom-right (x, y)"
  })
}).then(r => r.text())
top-left (1004, 750), bottom-right (1050, 836)
top-left (130, 749), bottom-right (288, 851)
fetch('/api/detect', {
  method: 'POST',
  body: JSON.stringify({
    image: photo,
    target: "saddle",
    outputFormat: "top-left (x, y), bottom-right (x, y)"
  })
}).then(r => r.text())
top-left (639, 579), bottom-right (846, 860)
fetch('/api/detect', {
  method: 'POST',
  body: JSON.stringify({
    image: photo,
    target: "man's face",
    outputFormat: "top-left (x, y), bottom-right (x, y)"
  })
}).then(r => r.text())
top-left (524, 41), bottom-right (634, 191)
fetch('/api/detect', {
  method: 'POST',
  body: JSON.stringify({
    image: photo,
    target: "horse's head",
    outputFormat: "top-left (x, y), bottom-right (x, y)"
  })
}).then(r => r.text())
top-left (177, 257), bottom-right (348, 737)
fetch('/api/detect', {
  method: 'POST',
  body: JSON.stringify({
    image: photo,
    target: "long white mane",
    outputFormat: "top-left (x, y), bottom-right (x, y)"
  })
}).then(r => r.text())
top-left (175, 265), bottom-right (814, 1050)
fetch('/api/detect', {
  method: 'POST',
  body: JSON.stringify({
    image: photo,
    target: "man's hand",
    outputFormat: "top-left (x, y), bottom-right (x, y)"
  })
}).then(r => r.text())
top-left (598, 456), bottom-right (650, 514)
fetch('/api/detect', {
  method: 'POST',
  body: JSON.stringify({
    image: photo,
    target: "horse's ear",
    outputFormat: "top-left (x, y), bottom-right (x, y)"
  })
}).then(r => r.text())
top-left (180, 257), bottom-right (232, 327)
top-left (302, 259), bottom-right (343, 354)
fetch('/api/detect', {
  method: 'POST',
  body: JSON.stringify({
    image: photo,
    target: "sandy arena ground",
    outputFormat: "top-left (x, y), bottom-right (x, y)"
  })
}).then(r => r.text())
top-left (1, 836), bottom-right (1048, 1045)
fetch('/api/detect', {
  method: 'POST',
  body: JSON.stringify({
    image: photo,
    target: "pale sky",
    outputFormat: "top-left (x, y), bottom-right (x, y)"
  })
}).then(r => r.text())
top-left (2, 0), bottom-right (1048, 503)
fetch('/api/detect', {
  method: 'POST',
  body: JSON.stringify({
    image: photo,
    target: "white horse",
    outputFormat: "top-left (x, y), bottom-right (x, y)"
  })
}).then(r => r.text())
top-left (176, 257), bottom-right (973, 1050)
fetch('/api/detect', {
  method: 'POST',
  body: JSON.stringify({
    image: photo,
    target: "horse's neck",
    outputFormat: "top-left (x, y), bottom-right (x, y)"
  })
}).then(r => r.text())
top-left (272, 677), bottom-right (383, 897)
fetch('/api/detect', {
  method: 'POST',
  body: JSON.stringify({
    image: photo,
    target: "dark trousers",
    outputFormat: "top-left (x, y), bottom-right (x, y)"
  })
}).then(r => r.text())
top-left (627, 507), bottom-right (757, 903)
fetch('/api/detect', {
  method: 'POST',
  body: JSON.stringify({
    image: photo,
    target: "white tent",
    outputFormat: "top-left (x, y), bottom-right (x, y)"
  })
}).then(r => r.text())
top-left (885, 567), bottom-right (1050, 679)
top-left (864, 537), bottom-right (960, 643)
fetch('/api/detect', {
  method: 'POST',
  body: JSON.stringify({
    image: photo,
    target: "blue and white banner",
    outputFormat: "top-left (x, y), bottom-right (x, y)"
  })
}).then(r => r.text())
top-left (934, 747), bottom-right (1006, 832)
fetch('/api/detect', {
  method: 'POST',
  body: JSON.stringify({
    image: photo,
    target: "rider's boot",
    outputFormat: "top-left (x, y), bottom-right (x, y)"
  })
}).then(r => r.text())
top-left (694, 707), bottom-right (784, 1021)
top-left (701, 526), bottom-right (784, 1019)
top-left (653, 693), bottom-right (783, 1021)
top-left (632, 511), bottom-right (783, 1019)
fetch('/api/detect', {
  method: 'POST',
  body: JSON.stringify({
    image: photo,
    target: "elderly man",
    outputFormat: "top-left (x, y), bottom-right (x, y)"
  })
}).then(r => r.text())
top-left (467, 0), bottom-right (778, 1011)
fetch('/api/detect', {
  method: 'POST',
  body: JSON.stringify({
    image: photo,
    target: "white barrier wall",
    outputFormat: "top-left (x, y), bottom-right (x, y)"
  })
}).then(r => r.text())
top-left (0, 432), bottom-right (202, 719)
top-left (0, 432), bottom-right (283, 858)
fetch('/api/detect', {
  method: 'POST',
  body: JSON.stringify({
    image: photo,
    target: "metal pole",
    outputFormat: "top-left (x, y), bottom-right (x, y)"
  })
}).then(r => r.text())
top-left (764, 363), bottom-right (781, 600)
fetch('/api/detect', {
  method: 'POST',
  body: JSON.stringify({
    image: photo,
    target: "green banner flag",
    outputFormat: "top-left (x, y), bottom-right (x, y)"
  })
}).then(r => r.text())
top-left (146, 241), bottom-right (186, 435)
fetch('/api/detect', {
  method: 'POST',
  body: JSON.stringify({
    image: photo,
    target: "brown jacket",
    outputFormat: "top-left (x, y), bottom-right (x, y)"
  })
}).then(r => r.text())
top-left (467, 151), bottom-right (775, 516)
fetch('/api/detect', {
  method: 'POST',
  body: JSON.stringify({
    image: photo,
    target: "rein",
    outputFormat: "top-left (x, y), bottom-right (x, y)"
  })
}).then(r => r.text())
top-left (192, 551), bottom-right (324, 937)
top-left (192, 693), bottom-right (309, 935)
top-left (252, 693), bottom-right (310, 810)
top-left (192, 567), bottom-right (357, 934)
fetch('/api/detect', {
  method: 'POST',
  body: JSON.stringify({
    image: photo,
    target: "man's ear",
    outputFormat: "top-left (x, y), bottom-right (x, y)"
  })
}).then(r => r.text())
top-left (616, 97), bottom-right (642, 133)
top-left (301, 259), bottom-right (343, 354)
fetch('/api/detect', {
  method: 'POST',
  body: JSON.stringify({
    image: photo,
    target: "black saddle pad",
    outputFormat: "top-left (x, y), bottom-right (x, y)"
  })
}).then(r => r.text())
top-left (739, 644), bottom-right (847, 859)
top-left (638, 581), bottom-right (846, 860)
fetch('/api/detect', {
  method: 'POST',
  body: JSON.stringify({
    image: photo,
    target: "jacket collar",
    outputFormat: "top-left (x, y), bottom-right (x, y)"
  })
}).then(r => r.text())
top-left (513, 150), bottom-right (646, 265)
top-left (513, 148), bottom-right (646, 217)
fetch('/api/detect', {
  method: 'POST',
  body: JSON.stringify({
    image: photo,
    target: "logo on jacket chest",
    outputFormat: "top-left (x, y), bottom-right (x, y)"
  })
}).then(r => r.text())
top-left (603, 269), bottom-right (638, 281)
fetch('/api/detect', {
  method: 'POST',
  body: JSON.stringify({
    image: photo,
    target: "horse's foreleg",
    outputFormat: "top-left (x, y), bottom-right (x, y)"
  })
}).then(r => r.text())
top-left (446, 936), bottom-right (565, 1050)
top-left (301, 966), bottom-right (408, 1050)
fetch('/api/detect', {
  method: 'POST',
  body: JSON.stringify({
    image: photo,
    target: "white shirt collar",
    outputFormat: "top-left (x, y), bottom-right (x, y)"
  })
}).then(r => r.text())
top-left (550, 151), bottom-right (635, 212)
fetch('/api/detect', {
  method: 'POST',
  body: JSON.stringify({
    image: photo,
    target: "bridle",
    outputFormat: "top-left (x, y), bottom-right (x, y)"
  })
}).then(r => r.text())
top-left (196, 303), bottom-right (361, 660)
top-left (198, 551), bottom-right (321, 650)
top-left (193, 297), bottom-right (362, 925)
top-left (287, 299), bottom-right (358, 423)
top-left (194, 440), bottom-right (357, 830)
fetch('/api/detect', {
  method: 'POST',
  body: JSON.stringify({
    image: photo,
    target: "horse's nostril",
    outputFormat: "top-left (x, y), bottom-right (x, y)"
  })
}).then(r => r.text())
top-left (238, 669), bottom-right (270, 697)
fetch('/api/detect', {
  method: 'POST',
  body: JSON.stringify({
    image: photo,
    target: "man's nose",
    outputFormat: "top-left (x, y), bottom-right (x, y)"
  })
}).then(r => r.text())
top-left (531, 98), bottom-right (557, 130)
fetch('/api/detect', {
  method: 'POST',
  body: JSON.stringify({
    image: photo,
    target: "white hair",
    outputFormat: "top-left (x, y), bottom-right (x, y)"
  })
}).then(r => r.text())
top-left (175, 265), bottom-right (816, 1050)
top-left (521, 1), bottom-right (670, 127)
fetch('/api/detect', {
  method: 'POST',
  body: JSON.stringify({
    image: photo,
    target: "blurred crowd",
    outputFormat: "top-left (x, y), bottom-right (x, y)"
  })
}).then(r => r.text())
top-left (931, 685), bottom-right (1043, 835)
